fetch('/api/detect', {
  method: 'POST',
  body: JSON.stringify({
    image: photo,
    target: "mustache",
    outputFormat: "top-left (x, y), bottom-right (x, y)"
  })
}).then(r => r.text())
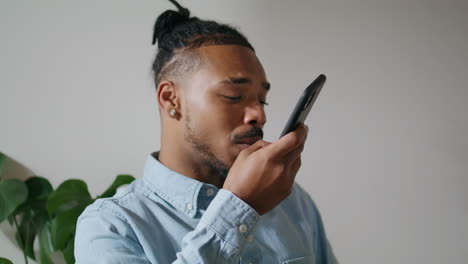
top-left (233, 127), bottom-right (264, 141)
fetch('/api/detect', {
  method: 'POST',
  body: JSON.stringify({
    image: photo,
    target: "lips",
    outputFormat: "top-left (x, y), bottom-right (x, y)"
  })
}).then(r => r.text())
top-left (234, 136), bottom-right (262, 145)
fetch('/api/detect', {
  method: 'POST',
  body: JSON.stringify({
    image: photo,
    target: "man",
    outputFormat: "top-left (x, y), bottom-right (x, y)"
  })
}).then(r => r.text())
top-left (75, 1), bottom-right (338, 263)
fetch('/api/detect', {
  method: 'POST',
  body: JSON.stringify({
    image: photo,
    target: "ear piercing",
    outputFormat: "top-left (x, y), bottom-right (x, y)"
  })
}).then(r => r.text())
top-left (170, 109), bottom-right (177, 116)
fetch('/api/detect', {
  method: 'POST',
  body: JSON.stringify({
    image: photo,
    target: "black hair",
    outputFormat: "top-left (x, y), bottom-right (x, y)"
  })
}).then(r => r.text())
top-left (151, 0), bottom-right (255, 88)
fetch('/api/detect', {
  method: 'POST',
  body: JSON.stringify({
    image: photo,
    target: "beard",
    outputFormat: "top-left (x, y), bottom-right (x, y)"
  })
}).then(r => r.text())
top-left (183, 113), bottom-right (230, 181)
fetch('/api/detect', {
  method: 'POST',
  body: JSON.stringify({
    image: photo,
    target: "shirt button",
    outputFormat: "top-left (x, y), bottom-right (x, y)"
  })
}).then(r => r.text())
top-left (206, 188), bottom-right (215, 196)
top-left (247, 235), bottom-right (254, 242)
top-left (239, 224), bottom-right (248, 233)
top-left (186, 203), bottom-right (193, 210)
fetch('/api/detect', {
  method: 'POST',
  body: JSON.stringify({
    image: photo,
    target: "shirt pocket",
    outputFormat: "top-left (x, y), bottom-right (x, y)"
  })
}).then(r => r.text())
top-left (281, 255), bottom-right (315, 264)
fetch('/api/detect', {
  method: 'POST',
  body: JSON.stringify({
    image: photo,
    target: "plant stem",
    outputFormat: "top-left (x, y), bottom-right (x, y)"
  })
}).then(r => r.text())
top-left (12, 216), bottom-right (28, 264)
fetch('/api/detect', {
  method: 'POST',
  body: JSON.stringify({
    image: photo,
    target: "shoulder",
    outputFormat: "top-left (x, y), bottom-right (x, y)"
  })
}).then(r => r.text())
top-left (279, 183), bottom-right (340, 263)
top-left (74, 180), bottom-right (152, 262)
top-left (78, 178), bottom-right (151, 224)
top-left (75, 179), bottom-right (154, 246)
top-left (290, 182), bottom-right (319, 210)
top-left (277, 182), bottom-right (323, 221)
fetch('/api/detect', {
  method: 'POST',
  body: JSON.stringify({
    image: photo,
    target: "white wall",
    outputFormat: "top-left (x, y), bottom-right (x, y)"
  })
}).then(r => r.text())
top-left (1, 0), bottom-right (467, 263)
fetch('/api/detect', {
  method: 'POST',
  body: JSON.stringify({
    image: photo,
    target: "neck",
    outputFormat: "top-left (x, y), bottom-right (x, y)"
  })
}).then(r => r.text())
top-left (158, 138), bottom-right (224, 189)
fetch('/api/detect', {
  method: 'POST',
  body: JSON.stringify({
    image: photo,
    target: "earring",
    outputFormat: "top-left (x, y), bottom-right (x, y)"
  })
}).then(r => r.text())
top-left (170, 109), bottom-right (177, 116)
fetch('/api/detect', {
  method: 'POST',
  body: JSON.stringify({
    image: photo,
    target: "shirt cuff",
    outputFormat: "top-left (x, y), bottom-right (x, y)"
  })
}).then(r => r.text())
top-left (199, 189), bottom-right (261, 255)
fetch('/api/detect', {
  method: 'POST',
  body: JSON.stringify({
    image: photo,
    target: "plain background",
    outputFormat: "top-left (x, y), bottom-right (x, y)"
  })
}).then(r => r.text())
top-left (1, 0), bottom-right (467, 263)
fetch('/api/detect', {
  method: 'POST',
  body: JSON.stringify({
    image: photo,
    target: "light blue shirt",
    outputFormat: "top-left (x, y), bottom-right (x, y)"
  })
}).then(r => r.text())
top-left (75, 151), bottom-right (338, 264)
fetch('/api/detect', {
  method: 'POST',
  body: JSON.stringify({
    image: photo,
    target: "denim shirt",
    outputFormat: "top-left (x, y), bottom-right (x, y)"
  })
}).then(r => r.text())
top-left (75, 151), bottom-right (338, 264)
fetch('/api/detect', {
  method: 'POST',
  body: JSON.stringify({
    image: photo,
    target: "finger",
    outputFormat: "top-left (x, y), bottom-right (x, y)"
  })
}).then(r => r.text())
top-left (263, 123), bottom-right (308, 158)
top-left (282, 143), bottom-right (304, 165)
top-left (288, 156), bottom-right (302, 181)
top-left (240, 139), bottom-right (271, 157)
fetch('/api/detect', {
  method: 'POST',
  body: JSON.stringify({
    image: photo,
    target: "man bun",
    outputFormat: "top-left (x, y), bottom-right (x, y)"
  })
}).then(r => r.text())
top-left (152, 0), bottom-right (192, 45)
top-left (150, 0), bottom-right (255, 88)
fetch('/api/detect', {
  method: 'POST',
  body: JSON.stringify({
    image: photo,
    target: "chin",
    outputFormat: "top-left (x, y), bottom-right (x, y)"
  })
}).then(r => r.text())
top-left (223, 153), bottom-right (236, 168)
top-left (226, 143), bottom-right (248, 164)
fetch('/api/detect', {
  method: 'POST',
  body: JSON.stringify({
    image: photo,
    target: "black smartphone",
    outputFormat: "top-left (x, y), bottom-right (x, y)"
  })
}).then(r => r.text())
top-left (279, 74), bottom-right (326, 138)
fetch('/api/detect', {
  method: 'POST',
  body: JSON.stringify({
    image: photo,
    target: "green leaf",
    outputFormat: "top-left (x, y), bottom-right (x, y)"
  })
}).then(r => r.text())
top-left (16, 210), bottom-right (38, 260)
top-left (47, 179), bottom-right (92, 216)
top-left (13, 177), bottom-right (53, 219)
top-left (0, 257), bottom-right (14, 264)
top-left (25, 176), bottom-right (53, 201)
top-left (7, 215), bottom-right (14, 226)
top-left (62, 239), bottom-right (75, 264)
top-left (0, 152), bottom-right (7, 179)
top-left (50, 203), bottom-right (87, 250)
top-left (0, 179), bottom-right (28, 222)
top-left (38, 222), bottom-right (55, 264)
top-left (23, 177), bottom-right (53, 226)
top-left (9, 177), bottom-right (54, 261)
top-left (98, 174), bottom-right (135, 199)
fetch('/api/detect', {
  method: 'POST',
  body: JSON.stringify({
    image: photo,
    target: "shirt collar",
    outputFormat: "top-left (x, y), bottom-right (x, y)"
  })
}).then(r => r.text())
top-left (142, 151), bottom-right (219, 218)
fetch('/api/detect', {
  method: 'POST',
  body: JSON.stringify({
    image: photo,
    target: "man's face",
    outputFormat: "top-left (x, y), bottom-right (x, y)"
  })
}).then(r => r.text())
top-left (178, 45), bottom-right (270, 179)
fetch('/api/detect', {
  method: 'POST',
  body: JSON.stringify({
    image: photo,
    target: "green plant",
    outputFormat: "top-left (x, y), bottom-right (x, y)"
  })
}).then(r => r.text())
top-left (0, 257), bottom-right (14, 264)
top-left (0, 152), bottom-right (135, 264)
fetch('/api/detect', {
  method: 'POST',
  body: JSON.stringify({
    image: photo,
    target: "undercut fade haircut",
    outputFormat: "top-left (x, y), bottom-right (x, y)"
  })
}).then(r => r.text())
top-left (151, 0), bottom-right (255, 89)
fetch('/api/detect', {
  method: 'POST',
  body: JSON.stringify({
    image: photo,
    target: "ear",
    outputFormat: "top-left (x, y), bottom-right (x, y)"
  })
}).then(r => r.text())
top-left (157, 80), bottom-right (181, 119)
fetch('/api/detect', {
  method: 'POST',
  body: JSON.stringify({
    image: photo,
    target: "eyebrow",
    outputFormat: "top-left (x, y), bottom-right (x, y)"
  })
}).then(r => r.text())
top-left (219, 77), bottom-right (270, 91)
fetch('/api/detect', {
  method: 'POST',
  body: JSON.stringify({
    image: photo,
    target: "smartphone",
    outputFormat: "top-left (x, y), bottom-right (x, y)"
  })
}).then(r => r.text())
top-left (279, 74), bottom-right (326, 138)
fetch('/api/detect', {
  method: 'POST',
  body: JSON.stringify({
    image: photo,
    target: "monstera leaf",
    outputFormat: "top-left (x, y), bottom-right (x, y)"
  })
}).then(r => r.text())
top-left (38, 222), bottom-right (55, 264)
top-left (0, 152), bottom-right (6, 179)
top-left (0, 153), bottom-right (29, 222)
top-left (13, 177), bottom-right (54, 260)
top-left (98, 174), bottom-right (135, 198)
top-left (0, 179), bottom-right (28, 222)
top-left (47, 179), bottom-right (93, 217)
top-left (0, 153), bottom-right (136, 264)
top-left (0, 257), bottom-right (14, 264)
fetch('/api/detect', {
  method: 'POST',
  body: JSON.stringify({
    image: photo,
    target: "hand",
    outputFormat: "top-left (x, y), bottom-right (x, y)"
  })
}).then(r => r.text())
top-left (223, 123), bottom-right (309, 215)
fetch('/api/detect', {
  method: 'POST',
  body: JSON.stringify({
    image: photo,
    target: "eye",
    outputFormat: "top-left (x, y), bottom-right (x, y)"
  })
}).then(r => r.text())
top-left (223, 96), bottom-right (242, 101)
top-left (259, 100), bottom-right (269, 106)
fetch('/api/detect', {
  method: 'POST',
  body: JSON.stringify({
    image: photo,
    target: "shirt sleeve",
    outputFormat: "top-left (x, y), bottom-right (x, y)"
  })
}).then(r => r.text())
top-left (74, 189), bottom-right (261, 264)
top-left (174, 189), bottom-right (261, 263)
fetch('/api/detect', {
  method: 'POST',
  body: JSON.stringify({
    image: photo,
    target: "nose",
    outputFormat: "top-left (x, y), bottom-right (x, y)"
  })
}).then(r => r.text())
top-left (243, 103), bottom-right (267, 128)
